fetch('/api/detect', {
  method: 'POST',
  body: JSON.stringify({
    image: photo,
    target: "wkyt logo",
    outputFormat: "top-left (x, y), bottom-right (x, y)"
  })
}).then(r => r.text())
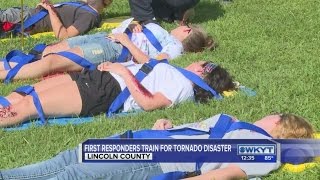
top-left (237, 144), bottom-right (276, 155)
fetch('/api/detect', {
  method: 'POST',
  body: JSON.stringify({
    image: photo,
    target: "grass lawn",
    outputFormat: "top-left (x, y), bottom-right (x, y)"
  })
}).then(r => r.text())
top-left (0, 0), bottom-right (319, 179)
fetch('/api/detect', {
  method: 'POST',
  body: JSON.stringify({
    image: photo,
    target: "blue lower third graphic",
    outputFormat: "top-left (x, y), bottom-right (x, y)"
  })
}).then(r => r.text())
top-left (80, 139), bottom-right (279, 163)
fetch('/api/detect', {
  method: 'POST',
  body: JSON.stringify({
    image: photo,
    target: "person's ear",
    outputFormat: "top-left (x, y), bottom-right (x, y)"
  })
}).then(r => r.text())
top-left (194, 67), bottom-right (204, 77)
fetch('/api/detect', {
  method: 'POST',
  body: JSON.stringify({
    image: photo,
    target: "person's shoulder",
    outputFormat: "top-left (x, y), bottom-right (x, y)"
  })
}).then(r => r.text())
top-left (225, 129), bottom-right (271, 139)
top-left (153, 63), bottom-right (179, 72)
top-left (145, 23), bottom-right (166, 31)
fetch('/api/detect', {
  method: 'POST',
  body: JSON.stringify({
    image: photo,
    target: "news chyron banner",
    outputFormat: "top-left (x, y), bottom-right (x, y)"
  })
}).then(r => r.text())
top-left (79, 139), bottom-right (282, 163)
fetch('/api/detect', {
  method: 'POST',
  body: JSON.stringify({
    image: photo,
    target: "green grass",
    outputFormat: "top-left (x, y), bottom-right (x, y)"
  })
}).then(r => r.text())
top-left (1, 0), bottom-right (320, 179)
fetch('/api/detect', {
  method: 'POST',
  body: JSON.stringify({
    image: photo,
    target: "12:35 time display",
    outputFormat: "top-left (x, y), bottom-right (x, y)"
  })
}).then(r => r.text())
top-left (241, 156), bottom-right (255, 161)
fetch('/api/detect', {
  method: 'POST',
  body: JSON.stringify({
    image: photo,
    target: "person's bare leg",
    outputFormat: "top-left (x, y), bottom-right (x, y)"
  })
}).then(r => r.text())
top-left (0, 81), bottom-right (82, 127)
top-left (0, 47), bottom-right (85, 80)
top-left (2, 74), bottom-right (73, 106)
top-left (0, 40), bottom-right (69, 71)
top-left (42, 40), bottom-right (70, 56)
top-left (0, 62), bottom-right (17, 71)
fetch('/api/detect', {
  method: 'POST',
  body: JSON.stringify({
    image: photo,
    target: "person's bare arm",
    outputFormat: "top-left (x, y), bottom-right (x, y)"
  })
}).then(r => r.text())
top-left (184, 164), bottom-right (246, 180)
top-left (98, 62), bottom-right (171, 111)
top-left (37, 2), bottom-right (79, 39)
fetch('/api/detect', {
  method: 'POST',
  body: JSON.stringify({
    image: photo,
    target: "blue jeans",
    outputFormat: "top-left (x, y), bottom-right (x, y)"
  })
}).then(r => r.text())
top-left (0, 148), bottom-right (163, 180)
top-left (66, 32), bottom-right (123, 64)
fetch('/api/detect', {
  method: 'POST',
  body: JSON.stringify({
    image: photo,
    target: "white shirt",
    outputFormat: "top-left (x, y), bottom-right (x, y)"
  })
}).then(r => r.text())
top-left (110, 61), bottom-right (194, 112)
top-left (131, 23), bottom-right (183, 60)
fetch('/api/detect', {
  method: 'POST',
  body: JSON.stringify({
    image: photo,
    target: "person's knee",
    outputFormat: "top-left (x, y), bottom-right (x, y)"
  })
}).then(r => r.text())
top-left (6, 96), bottom-right (34, 122)
top-left (20, 96), bottom-right (35, 110)
top-left (6, 92), bottom-right (25, 104)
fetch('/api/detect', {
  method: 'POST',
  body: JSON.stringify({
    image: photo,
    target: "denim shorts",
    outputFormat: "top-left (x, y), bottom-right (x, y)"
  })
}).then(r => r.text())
top-left (66, 32), bottom-right (123, 64)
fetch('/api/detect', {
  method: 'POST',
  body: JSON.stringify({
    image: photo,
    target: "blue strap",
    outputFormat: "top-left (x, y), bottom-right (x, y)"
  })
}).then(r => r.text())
top-left (15, 2), bottom-right (98, 33)
top-left (0, 97), bottom-right (11, 107)
top-left (15, 9), bottom-right (48, 33)
top-left (107, 59), bottom-right (168, 117)
top-left (116, 26), bottom-right (163, 62)
top-left (3, 43), bottom-right (46, 70)
top-left (150, 114), bottom-right (271, 180)
top-left (209, 114), bottom-right (234, 138)
top-left (174, 66), bottom-right (222, 100)
top-left (3, 50), bottom-right (29, 70)
top-left (29, 43), bottom-right (47, 57)
top-left (117, 29), bottom-right (133, 62)
top-left (210, 114), bottom-right (272, 138)
top-left (116, 115), bottom-right (271, 180)
top-left (14, 86), bottom-right (46, 125)
top-left (4, 56), bottom-right (35, 84)
top-left (142, 27), bottom-right (163, 52)
top-left (2, 43), bottom-right (46, 83)
top-left (120, 115), bottom-right (271, 139)
top-left (53, 51), bottom-right (96, 70)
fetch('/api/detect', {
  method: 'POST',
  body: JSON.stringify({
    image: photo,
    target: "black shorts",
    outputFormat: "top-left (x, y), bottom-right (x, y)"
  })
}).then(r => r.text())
top-left (69, 69), bottom-right (121, 116)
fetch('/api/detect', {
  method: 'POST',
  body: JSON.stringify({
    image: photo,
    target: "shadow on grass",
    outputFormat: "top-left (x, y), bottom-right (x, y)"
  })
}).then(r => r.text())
top-left (105, 12), bottom-right (131, 19)
top-left (193, 1), bottom-right (225, 23)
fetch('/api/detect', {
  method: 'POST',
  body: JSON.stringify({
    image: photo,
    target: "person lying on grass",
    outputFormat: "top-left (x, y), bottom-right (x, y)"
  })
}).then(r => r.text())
top-left (0, 58), bottom-right (234, 127)
top-left (0, 113), bottom-right (314, 179)
top-left (0, 22), bottom-right (215, 81)
top-left (0, 0), bottom-right (112, 39)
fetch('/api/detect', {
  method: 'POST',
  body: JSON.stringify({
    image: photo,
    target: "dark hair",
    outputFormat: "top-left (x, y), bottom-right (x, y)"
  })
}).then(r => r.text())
top-left (194, 63), bottom-right (235, 103)
top-left (182, 25), bottom-right (217, 53)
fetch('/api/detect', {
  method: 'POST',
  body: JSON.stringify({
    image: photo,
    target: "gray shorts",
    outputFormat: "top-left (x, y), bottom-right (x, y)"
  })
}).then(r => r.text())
top-left (0, 6), bottom-right (33, 24)
top-left (66, 32), bottom-right (123, 64)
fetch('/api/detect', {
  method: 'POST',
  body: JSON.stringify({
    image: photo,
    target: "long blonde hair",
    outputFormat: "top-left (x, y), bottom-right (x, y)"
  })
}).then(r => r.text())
top-left (270, 114), bottom-right (314, 139)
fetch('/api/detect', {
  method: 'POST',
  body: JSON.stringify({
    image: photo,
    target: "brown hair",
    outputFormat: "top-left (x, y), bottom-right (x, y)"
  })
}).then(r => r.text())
top-left (270, 114), bottom-right (314, 139)
top-left (182, 25), bottom-right (216, 53)
top-left (194, 62), bottom-right (235, 103)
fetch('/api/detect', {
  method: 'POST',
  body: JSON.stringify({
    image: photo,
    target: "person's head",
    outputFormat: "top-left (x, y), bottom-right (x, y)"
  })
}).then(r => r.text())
top-left (84, 0), bottom-right (112, 12)
top-left (185, 61), bottom-right (235, 103)
top-left (170, 25), bottom-right (216, 53)
top-left (254, 113), bottom-right (314, 139)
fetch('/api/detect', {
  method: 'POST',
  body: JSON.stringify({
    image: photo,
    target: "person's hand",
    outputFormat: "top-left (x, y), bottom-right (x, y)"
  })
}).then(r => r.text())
top-left (129, 23), bottom-right (143, 33)
top-left (152, 119), bottom-right (173, 130)
top-left (97, 62), bottom-right (128, 76)
top-left (37, 1), bottom-right (53, 11)
top-left (156, 53), bottom-right (169, 60)
top-left (107, 33), bottom-right (131, 47)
